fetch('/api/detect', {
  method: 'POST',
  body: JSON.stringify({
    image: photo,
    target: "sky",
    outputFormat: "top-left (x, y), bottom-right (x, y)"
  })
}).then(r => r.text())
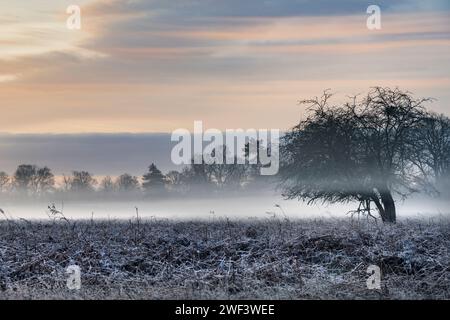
top-left (0, 0), bottom-right (449, 134)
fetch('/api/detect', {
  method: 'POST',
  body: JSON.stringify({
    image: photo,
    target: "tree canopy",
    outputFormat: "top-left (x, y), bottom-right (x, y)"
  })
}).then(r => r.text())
top-left (280, 87), bottom-right (449, 223)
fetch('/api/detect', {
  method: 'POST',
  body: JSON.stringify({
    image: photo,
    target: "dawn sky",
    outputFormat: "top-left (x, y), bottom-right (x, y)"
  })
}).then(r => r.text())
top-left (1, 0), bottom-right (449, 133)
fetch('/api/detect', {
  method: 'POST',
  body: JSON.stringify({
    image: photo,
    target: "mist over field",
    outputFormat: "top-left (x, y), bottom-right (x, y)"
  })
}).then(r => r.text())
top-left (0, 132), bottom-right (449, 221)
top-left (1, 194), bottom-right (449, 221)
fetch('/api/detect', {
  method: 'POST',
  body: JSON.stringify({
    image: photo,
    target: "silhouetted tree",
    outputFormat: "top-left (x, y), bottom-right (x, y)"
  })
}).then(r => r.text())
top-left (179, 147), bottom-right (252, 193)
top-left (165, 170), bottom-right (184, 193)
top-left (204, 146), bottom-right (248, 190)
top-left (179, 155), bottom-right (222, 193)
top-left (70, 171), bottom-right (97, 192)
top-left (142, 163), bottom-right (166, 195)
top-left (412, 113), bottom-right (450, 193)
top-left (100, 176), bottom-right (116, 193)
top-left (14, 165), bottom-right (36, 193)
top-left (13, 164), bottom-right (54, 195)
top-left (280, 88), bottom-right (434, 223)
top-left (61, 174), bottom-right (72, 192)
top-left (34, 167), bottom-right (55, 194)
top-left (116, 173), bottom-right (140, 192)
top-left (244, 139), bottom-right (277, 189)
top-left (0, 172), bottom-right (9, 193)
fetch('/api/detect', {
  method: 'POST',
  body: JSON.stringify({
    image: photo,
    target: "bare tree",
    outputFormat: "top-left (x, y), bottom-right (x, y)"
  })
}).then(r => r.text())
top-left (34, 167), bottom-right (55, 194)
top-left (179, 147), bottom-right (249, 193)
top-left (61, 174), bottom-right (73, 192)
top-left (280, 87), bottom-right (433, 223)
top-left (0, 172), bottom-right (9, 193)
top-left (116, 173), bottom-right (140, 192)
top-left (165, 170), bottom-right (184, 193)
top-left (13, 165), bottom-right (36, 193)
top-left (70, 171), bottom-right (97, 192)
top-left (13, 164), bottom-right (54, 195)
top-left (100, 176), bottom-right (116, 193)
top-left (201, 146), bottom-right (248, 190)
top-left (412, 113), bottom-right (450, 192)
top-left (179, 161), bottom-right (211, 194)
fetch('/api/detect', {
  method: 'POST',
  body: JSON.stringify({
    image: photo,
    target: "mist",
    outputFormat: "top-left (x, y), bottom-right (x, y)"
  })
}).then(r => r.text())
top-left (1, 193), bottom-right (448, 221)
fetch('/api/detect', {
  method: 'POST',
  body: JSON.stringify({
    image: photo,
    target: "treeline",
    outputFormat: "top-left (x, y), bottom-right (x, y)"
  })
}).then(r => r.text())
top-left (0, 159), bottom-right (274, 200)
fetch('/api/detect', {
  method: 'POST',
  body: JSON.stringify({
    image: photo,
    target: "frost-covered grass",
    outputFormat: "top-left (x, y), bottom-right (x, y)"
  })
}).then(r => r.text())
top-left (0, 216), bottom-right (449, 299)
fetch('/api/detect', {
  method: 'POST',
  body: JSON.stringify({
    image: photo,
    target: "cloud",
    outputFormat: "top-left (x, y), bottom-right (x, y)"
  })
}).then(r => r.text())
top-left (83, 0), bottom-right (450, 19)
top-left (0, 74), bottom-right (19, 83)
top-left (0, 0), bottom-right (448, 133)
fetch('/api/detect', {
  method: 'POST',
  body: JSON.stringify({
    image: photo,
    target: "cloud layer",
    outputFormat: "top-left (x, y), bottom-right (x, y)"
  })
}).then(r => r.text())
top-left (0, 0), bottom-right (449, 133)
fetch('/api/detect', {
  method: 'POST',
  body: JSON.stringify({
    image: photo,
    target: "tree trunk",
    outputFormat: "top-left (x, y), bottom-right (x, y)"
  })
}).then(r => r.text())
top-left (379, 189), bottom-right (396, 223)
top-left (371, 188), bottom-right (397, 223)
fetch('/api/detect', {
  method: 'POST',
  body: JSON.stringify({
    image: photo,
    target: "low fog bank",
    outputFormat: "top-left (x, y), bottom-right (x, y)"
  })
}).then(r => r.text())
top-left (0, 133), bottom-right (177, 176)
top-left (1, 193), bottom-right (449, 221)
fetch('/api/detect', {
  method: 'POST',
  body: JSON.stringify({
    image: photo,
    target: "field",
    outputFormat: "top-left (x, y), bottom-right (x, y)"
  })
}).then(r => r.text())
top-left (0, 216), bottom-right (449, 299)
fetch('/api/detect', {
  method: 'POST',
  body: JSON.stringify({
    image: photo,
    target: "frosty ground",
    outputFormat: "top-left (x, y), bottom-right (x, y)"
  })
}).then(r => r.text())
top-left (0, 217), bottom-right (448, 299)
